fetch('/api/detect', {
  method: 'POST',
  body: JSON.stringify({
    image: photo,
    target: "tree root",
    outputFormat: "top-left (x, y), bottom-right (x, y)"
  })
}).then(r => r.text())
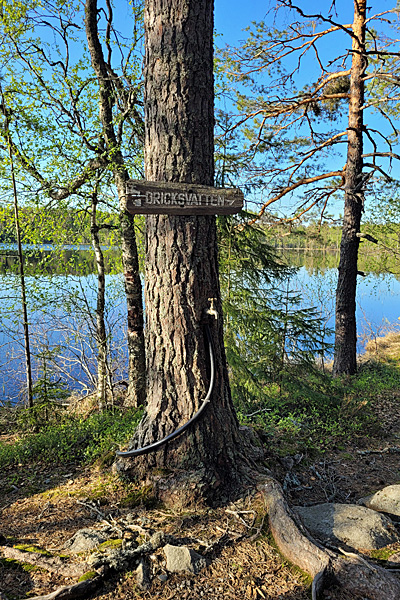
top-left (259, 477), bottom-right (400, 599)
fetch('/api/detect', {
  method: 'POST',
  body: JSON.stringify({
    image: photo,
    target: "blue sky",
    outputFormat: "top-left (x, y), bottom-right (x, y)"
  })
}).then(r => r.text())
top-left (213, 0), bottom-right (400, 220)
top-left (215, 0), bottom-right (268, 45)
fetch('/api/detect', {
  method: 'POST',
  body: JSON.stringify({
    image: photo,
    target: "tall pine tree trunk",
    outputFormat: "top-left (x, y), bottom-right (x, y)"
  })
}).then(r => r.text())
top-left (333, 0), bottom-right (366, 376)
top-left (116, 0), bottom-right (251, 505)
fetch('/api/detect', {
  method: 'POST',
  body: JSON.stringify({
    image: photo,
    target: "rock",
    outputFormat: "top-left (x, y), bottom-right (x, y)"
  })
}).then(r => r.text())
top-left (63, 528), bottom-right (107, 554)
top-left (295, 503), bottom-right (400, 550)
top-left (163, 544), bottom-right (207, 574)
top-left (135, 557), bottom-right (152, 590)
top-left (387, 552), bottom-right (400, 563)
top-left (362, 485), bottom-right (400, 517)
top-left (149, 531), bottom-right (166, 549)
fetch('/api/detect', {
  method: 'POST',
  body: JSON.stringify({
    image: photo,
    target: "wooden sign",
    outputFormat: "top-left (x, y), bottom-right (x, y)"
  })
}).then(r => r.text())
top-left (126, 180), bottom-right (243, 215)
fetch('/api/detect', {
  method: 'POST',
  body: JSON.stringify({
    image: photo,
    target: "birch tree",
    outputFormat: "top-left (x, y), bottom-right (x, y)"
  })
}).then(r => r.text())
top-left (0, 0), bottom-right (146, 404)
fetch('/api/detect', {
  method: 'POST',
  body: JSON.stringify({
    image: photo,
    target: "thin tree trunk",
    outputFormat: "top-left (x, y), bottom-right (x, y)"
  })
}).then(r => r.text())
top-left (90, 189), bottom-right (108, 410)
top-left (119, 209), bottom-right (146, 406)
top-left (333, 0), bottom-right (366, 376)
top-left (85, 0), bottom-right (146, 406)
top-left (116, 0), bottom-right (252, 505)
top-left (8, 127), bottom-right (34, 407)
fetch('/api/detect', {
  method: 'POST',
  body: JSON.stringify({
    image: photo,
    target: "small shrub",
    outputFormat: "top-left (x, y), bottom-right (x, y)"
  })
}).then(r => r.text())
top-left (0, 408), bottom-right (142, 469)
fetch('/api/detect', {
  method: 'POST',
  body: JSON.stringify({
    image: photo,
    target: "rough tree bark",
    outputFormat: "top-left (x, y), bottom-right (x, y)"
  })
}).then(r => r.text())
top-left (333, 0), bottom-right (366, 376)
top-left (115, 0), bottom-right (254, 504)
top-left (85, 0), bottom-right (146, 406)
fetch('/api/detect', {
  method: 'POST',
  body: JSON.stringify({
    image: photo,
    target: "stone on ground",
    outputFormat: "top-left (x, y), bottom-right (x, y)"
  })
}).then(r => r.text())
top-left (295, 503), bottom-right (399, 550)
top-left (362, 484), bottom-right (400, 517)
top-left (63, 528), bottom-right (106, 554)
top-left (135, 557), bottom-right (152, 590)
top-left (163, 544), bottom-right (207, 574)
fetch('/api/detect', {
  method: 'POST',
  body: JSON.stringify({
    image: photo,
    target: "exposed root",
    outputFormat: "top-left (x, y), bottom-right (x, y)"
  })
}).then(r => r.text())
top-left (259, 477), bottom-right (400, 599)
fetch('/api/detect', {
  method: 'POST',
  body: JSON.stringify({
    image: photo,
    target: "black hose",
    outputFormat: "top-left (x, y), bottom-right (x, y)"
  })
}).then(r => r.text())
top-left (116, 323), bottom-right (215, 458)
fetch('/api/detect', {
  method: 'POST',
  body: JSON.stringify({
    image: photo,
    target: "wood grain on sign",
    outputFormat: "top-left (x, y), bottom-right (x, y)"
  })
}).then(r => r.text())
top-left (126, 180), bottom-right (243, 215)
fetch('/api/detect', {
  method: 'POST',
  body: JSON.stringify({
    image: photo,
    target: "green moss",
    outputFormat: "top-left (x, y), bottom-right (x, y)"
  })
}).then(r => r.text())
top-left (22, 563), bottom-right (38, 573)
top-left (288, 563), bottom-right (313, 587)
top-left (1, 557), bottom-right (19, 570)
top-left (78, 570), bottom-right (97, 582)
top-left (151, 467), bottom-right (172, 477)
top-left (370, 546), bottom-right (400, 561)
top-left (1, 557), bottom-right (38, 573)
top-left (13, 544), bottom-right (51, 556)
top-left (120, 485), bottom-right (157, 509)
top-left (83, 473), bottom-right (121, 503)
top-left (40, 487), bottom-right (69, 500)
top-left (97, 539), bottom-right (123, 550)
top-left (258, 527), bottom-right (312, 586)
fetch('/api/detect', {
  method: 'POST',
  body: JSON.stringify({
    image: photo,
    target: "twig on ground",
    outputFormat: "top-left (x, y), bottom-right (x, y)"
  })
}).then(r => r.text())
top-left (225, 508), bottom-right (257, 529)
top-left (357, 446), bottom-right (400, 455)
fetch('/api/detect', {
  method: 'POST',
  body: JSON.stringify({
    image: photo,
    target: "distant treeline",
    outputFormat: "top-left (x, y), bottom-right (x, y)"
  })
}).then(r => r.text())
top-left (265, 221), bottom-right (400, 252)
top-left (265, 220), bottom-right (400, 276)
top-left (2, 206), bottom-right (399, 277)
top-left (0, 204), bottom-right (120, 246)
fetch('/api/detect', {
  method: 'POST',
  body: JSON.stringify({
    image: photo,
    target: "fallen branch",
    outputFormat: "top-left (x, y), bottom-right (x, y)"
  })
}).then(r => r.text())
top-left (0, 547), bottom-right (86, 578)
top-left (22, 576), bottom-right (102, 600)
top-left (258, 477), bottom-right (400, 599)
top-left (357, 446), bottom-right (400, 455)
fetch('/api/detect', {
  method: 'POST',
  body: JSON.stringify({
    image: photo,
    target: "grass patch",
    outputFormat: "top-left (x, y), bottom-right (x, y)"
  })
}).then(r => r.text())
top-left (0, 408), bottom-right (142, 469)
top-left (235, 359), bottom-right (400, 454)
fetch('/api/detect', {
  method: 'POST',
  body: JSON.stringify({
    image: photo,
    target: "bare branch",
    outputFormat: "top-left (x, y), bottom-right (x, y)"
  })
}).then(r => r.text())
top-left (240, 171), bottom-right (343, 228)
top-left (277, 0), bottom-right (356, 42)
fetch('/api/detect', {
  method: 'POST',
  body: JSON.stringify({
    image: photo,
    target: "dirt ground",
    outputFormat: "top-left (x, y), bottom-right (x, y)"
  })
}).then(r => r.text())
top-left (1, 389), bottom-right (400, 600)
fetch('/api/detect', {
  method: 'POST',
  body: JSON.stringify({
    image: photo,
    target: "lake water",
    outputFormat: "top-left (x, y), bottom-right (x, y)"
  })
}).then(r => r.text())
top-left (0, 252), bottom-right (128, 404)
top-left (282, 249), bottom-right (400, 344)
top-left (1, 245), bottom-right (399, 404)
